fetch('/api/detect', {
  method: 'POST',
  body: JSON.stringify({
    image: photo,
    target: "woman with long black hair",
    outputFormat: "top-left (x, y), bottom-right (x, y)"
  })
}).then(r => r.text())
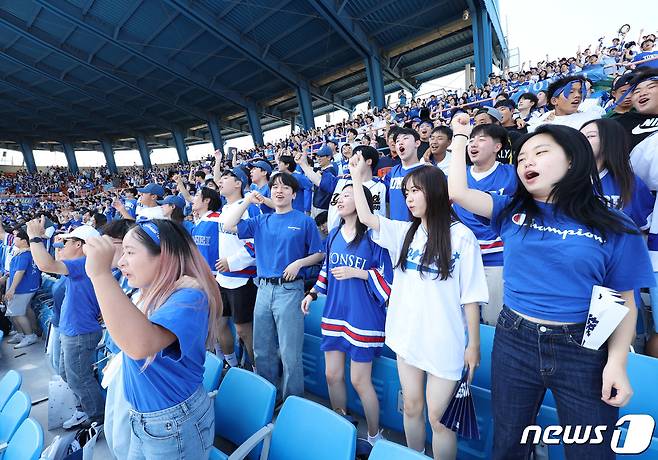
top-left (580, 118), bottom-right (653, 229)
top-left (301, 184), bottom-right (392, 446)
top-left (449, 115), bottom-right (654, 460)
top-left (351, 157), bottom-right (487, 459)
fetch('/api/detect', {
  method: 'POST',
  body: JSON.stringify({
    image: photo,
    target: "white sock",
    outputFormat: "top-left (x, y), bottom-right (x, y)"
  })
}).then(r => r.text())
top-left (214, 344), bottom-right (225, 361)
top-left (367, 430), bottom-right (384, 445)
top-left (225, 352), bottom-right (238, 367)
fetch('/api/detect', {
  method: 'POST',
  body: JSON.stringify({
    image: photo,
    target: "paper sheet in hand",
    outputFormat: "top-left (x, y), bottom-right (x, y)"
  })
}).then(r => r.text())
top-left (582, 286), bottom-right (628, 350)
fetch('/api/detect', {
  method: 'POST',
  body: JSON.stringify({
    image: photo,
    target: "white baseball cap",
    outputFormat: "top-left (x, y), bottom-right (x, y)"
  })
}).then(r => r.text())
top-left (60, 225), bottom-right (101, 242)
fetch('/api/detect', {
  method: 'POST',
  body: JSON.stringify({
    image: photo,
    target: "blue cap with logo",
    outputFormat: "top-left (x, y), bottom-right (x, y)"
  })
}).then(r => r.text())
top-left (226, 167), bottom-right (249, 189)
top-left (316, 144), bottom-right (333, 157)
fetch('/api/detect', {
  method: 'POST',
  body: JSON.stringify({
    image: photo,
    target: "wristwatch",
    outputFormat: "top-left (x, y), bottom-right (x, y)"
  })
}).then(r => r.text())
top-left (29, 237), bottom-right (44, 244)
top-left (305, 290), bottom-right (318, 301)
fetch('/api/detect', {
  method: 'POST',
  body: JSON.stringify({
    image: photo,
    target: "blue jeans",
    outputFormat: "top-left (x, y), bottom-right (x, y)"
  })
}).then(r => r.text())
top-left (492, 307), bottom-right (618, 460)
top-left (649, 272), bottom-right (658, 332)
top-left (50, 325), bottom-right (61, 374)
top-left (253, 279), bottom-right (305, 400)
top-left (127, 386), bottom-right (214, 460)
top-left (60, 330), bottom-right (105, 422)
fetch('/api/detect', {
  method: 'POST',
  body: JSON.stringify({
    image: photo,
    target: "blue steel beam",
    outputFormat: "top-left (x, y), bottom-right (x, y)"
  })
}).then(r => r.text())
top-left (162, 0), bottom-right (353, 113)
top-left (33, 0), bottom-right (279, 134)
top-left (19, 140), bottom-right (37, 173)
top-left (62, 142), bottom-right (79, 173)
top-left (246, 106), bottom-right (264, 147)
top-left (296, 84), bottom-right (315, 130)
top-left (101, 138), bottom-right (118, 175)
top-left (0, 10), bottom-right (207, 126)
top-left (306, 0), bottom-right (419, 97)
top-left (482, 0), bottom-right (508, 61)
top-left (207, 114), bottom-right (224, 153)
top-left (172, 128), bottom-right (189, 164)
top-left (136, 135), bottom-right (153, 170)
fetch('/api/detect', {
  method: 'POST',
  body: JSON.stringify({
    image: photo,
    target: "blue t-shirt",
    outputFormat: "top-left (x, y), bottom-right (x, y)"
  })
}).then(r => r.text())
top-left (489, 194), bottom-right (655, 323)
top-left (9, 251), bottom-right (41, 294)
top-left (384, 163), bottom-right (424, 221)
top-left (51, 276), bottom-right (67, 328)
top-left (191, 211), bottom-right (221, 274)
top-left (123, 288), bottom-right (209, 412)
top-left (250, 183), bottom-right (274, 214)
top-left (237, 210), bottom-right (323, 278)
top-left (599, 170), bottom-right (653, 230)
top-left (453, 163), bottom-right (517, 266)
top-left (60, 257), bottom-right (102, 336)
top-left (292, 172), bottom-right (313, 213)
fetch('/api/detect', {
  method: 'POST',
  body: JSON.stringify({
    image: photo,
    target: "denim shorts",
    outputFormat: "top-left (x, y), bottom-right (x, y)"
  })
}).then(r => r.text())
top-left (128, 386), bottom-right (214, 460)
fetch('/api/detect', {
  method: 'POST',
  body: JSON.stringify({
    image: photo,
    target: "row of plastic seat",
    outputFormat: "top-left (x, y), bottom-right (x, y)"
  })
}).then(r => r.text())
top-left (0, 371), bottom-right (44, 460)
top-left (207, 367), bottom-right (431, 460)
top-left (302, 297), bottom-right (658, 459)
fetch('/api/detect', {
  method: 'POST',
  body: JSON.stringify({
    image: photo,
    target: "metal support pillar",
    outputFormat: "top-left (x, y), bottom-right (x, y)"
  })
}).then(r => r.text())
top-left (100, 138), bottom-right (118, 174)
top-left (247, 105), bottom-right (264, 146)
top-left (62, 142), bottom-right (78, 174)
top-left (365, 55), bottom-right (385, 110)
top-left (296, 84), bottom-right (315, 131)
top-left (19, 140), bottom-right (36, 173)
top-left (136, 135), bottom-right (152, 170)
top-left (207, 114), bottom-right (224, 153)
top-left (471, 4), bottom-right (493, 86)
top-left (172, 128), bottom-right (189, 164)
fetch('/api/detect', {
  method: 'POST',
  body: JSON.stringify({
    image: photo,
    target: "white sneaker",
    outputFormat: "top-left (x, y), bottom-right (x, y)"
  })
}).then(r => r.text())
top-left (7, 333), bottom-right (24, 344)
top-left (7, 330), bottom-right (17, 337)
top-left (14, 334), bottom-right (38, 349)
top-left (63, 410), bottom-right (89, 429)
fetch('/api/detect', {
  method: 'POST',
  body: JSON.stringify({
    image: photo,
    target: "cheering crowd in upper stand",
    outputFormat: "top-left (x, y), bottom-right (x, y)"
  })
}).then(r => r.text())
top-left (0, 24), bottom-right (657, 460)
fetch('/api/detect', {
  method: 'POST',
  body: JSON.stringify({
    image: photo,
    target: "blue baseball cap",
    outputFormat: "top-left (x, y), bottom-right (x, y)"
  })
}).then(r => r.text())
top-left (157, 194), bottom-right (186, 209)
top-left (223, 167), bottom-right (249, 189)
top-left (316, 144), bottom-right (333, 157)
top-left (137, 183), bottom-right (165, 197)
top-left (251, 160), bottom-right (272, 175)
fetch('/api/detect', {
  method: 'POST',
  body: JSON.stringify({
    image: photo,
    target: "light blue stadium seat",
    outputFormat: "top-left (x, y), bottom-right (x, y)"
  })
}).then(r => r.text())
top-left (0, 372), bottom-right (21, 413)
top-left (345, 355), bottom-right (403, 432)
top-left (210, 367), bottom-right (276, 460)
top-left (0, 391), bottom-right (30, 459)
top-left (472, 324), bottom-right (494, 390)
top-left (619, 352), bottom-right (658, 458)
top-left (202, 351), bottom-right (224, 393)
top-left (457, 386), bottom-right (494, 460)
top-left (303, 296), bottom-right (326, 338)
top-left (302, 334), bottom-right (329, 399)
top-left (369, 439), bottom-right (428, 459)
top-left (0, 418), bottom-right (42, 460)
top-left (267, 396), bottom-right (356, 460)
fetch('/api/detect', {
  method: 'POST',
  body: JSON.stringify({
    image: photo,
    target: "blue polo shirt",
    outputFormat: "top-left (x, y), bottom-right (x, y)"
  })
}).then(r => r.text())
top-left (59, 257), bottom-right (102, 337)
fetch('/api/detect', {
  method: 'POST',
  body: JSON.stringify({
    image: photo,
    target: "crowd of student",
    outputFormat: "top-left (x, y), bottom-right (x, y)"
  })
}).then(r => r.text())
top-left (0, 25), bottom-right (657, 459)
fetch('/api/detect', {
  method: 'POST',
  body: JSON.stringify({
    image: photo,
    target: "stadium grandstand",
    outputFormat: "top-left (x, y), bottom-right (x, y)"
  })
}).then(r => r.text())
top-left (0, 1), bottom-right (657, 459)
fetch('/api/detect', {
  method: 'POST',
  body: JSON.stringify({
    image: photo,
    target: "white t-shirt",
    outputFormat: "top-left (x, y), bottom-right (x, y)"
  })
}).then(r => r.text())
top-left (434, 151), bottom-right (451, 176)
top-left (327, 177), bottom-right (387, 230)
top-left (527, 106), bottom-right (604, 132)
top-left (372, 217), bottom-right (488, 380)
top-left (136, 205), bottom-right (165, 220)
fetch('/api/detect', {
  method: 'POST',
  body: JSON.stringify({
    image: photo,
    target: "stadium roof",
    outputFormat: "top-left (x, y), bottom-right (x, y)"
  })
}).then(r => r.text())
top-left (0, 0), bottom-right (507, 156)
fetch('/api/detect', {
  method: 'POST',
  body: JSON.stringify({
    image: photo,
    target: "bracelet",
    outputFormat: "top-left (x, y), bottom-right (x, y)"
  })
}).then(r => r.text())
top-left (29, 237), bottom-right (44, 244)
top-left (453, 134), bottom-right (469, 139)
top-left (305, 290), bottom-right (318, 301)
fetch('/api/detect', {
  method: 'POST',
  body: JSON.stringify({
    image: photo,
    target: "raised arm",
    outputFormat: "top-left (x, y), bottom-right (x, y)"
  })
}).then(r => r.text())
top-left (349, 153), bottom-right (380, 232)
top-left (294, 151), bottom-right (321, 187)
top-left (447, 113), bottom-right (494, 219)
top-left (213, 149), bottom-right (223, 181)
top-left (221, 194), bottom-right (257, 233)
top-left (174, 175), bottom-right (194, 203)
top-left (83, 236), bottom-right (176, 360)
top-left (26, 218), bottom-right (68, 275)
